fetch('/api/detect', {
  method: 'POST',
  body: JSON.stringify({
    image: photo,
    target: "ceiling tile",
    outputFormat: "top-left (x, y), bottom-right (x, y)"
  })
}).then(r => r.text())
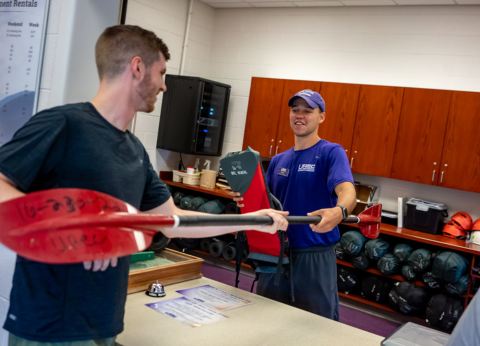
top-left (294, 1), bottom-right (344, 5)
top-left (199, 0), bottom-right (480, 7)
top-left (395, 0), bottom-right (455, 5)
top-left (249, 1), bottom-right (297, 6)
top-left (341, 0), bottom-right (396, 5)
top-left (200, 0), bottom-right (245, 3)
top-left (206, 2), bottom-right (254, 7)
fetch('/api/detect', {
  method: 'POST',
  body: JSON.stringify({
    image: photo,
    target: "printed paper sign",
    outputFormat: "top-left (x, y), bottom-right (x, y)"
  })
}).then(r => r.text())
top-left (146, 296), bottom-right (229, 328)
top-left (176, 285), bottom-right (254, 311)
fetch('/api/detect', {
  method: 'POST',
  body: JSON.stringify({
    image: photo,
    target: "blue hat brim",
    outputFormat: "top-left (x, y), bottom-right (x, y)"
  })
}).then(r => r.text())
top-left (288, 95), bottom-right (323, 111)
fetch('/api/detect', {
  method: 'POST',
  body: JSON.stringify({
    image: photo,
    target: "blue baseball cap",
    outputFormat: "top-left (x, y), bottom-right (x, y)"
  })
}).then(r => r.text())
top-left (288, 89), bottom-right (325, 112)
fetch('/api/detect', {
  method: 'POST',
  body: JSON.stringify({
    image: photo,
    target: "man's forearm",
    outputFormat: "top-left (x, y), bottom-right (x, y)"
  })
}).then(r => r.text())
top-left (145, 200), bottom-right (287, 238)
top-left (160, 207), bottom-right (245, 238)
top-left (335, 183), bottom-right (357, 215)
top-left (337, 194), bottom-right (356, 215)
top-left (0, 172), bottom-right (24, 203)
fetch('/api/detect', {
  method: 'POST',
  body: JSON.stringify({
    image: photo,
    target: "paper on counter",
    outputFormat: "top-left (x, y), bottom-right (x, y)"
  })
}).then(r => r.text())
top-left (176, 284), bottom-right (254, 311)
top-left (146, 297), bottom-right (229, 328)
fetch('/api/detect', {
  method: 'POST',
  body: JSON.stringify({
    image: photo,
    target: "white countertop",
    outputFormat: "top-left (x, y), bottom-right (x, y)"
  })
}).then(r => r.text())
top-left (117, 277), bottom-right (383, 346)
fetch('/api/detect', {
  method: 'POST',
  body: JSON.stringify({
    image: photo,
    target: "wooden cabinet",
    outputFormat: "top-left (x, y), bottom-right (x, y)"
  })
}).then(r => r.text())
top-left (242, 78), bottom-right (480, 193)
top-left (317, 82), bottom-right (361, 158)
top-left (439, 91), bottom-right (480, 193)
top-left (275, 79), bottom-right (321, 154)
top-left (242, 78), bottom-right (285, 158)
top-left (350, 85), bottom-right (404, 177)
top-left (390, 88), bottom-right (452, 185)
top-left (244, 79), bottom-right (359, 157)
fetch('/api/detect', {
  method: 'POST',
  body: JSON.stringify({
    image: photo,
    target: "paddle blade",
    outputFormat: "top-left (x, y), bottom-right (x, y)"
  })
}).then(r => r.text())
top-left (0, 226), bottom-right (154, 264)
top-left (0, 188), bottom-right (153, 263)
top-left (1, 188), bottom-right (138, 230)
top-left (357, 204), bottom-right (382, 239)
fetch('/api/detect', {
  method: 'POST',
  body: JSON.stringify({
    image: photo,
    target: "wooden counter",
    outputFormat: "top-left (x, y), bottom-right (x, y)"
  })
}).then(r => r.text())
top-left (344, 222), bottom-right (480, 256)
top-left (162, 179), bottom-right (234, 199)
top-left (117, 277), bottom-right (383, 346)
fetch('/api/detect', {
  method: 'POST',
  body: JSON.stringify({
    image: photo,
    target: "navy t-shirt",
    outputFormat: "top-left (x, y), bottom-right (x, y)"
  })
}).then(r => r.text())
top-left (266, 140), bottom-right (354, 248)
top-left (0, 102), bottom-right (170, 342)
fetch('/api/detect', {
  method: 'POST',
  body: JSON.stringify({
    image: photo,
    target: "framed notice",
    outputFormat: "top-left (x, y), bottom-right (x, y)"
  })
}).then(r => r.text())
top-left (0, 0), bottom-right (50, 147)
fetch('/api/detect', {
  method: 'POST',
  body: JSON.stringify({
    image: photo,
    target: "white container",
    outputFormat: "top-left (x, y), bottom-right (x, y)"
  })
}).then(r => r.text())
top-left (172, 170), bottom-right (186, 183)
top-left (187, 166), bottom-right (195, 175)
top-left (183, 173), bottom-right (201, 186)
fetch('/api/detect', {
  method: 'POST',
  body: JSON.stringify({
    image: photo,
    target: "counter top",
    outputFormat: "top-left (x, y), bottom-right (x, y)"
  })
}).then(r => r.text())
top-left (163, 179), bottom-right (234, 199)
top-left (117, 277), bottom-right (383, 346)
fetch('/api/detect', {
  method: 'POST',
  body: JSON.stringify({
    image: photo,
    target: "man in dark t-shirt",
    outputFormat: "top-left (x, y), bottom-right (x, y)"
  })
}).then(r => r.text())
top-left (234, 89), bottom-right (357, 320)
top-left (0, 25), bottom-right (288, 346)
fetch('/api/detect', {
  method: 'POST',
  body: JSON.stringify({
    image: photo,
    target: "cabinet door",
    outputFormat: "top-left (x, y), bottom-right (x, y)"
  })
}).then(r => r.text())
top-left (438, 91), bottom-right (480, 192)
top-left (242, 78), bottom-right (285, 157)
top-left (275, 80), bottom-right (321, 154)
top-left (317, 82), bottom-right (360, 158)
top-left (351, 85), bottom-right (404, 177)
top-left (390, 88), bottom-right (451, 185)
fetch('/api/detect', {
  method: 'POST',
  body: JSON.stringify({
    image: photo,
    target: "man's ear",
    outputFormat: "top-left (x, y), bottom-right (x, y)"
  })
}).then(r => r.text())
top-left (130, 56), bottom-right (144, 80)
top-left (319, 112), bottom-right (326, 124)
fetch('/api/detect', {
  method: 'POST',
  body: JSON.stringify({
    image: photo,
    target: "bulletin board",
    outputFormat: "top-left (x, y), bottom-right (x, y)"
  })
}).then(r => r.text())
top-left (0, 0), bottom-right (50, 147)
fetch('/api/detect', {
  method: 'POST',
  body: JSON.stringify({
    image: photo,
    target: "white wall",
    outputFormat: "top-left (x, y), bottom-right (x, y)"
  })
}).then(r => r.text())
top-left (126, 0), bottom-right (215, 172)
top-left (203, 5), bottom-right (480, 220)
top-left (126, 3), bottom-right (480, 218)
top-left (38, 0), bottom-right (121, 111)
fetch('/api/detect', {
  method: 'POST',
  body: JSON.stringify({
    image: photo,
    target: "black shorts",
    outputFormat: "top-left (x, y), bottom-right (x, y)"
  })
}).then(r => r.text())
top-left (256, 244), bottom-right (339, 321)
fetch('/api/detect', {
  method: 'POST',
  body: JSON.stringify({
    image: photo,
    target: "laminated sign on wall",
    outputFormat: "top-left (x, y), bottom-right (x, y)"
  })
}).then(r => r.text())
top-left (0, 0), bottom-right (49, 147)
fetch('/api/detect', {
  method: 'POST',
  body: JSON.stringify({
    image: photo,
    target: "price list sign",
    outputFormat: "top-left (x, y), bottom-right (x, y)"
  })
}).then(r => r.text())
top-left (0, 0), bottom-right (49, 147)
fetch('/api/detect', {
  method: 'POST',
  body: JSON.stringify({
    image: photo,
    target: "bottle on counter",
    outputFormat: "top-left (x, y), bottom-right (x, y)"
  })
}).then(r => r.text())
top-left (194, 158), bottom-right (200, 173)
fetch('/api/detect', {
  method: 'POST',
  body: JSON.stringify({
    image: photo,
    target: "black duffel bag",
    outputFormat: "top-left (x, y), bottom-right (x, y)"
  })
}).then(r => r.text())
top-left (426, 294), bottom-right (464, 332)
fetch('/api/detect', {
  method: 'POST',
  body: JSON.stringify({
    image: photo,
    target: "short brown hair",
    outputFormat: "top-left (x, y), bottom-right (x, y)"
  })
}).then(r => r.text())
top-left (95, 25), bottom-right (170, 80)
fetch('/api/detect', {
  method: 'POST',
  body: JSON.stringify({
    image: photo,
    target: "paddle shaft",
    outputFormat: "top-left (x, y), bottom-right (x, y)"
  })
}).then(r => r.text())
top-left (176, 215), bottom-right (362, 227)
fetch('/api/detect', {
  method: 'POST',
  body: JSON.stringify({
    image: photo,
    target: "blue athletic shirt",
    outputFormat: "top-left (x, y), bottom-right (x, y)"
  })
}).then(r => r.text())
top-left (266, 140), bottom-right (354, 248)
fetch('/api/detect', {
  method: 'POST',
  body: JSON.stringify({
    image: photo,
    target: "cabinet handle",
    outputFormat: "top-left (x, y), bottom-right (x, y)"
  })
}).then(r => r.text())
top-left (440, 171), bottom-right (444, 183)
top-left (350, 157), bottom-right (354, 168)
top-left (432, 170), bottom-right (436, 182)
top-left (275, 146), bottom-right (279, 155)
top-left (269, 145), bottom-right (273, 156)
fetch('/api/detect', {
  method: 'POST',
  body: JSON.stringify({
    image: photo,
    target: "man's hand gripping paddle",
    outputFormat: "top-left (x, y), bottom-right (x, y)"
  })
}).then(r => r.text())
top-left (0, 189), bottom-right (381, 264)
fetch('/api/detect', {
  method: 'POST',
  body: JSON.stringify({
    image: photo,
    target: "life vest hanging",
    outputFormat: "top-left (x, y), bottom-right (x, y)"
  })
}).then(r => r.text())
top-left (220, 147), bottom-right (295, 302)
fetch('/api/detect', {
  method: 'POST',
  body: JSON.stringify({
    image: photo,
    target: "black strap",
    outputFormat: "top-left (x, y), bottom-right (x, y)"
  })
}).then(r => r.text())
top-left (274, 231), bottom-right (286, 286)
top-left (251, 272), bottom-right (260, 292)
top-left (234, 231), bottom-right (247, 288)
top-left (288, 247), bottom-right (295, 303)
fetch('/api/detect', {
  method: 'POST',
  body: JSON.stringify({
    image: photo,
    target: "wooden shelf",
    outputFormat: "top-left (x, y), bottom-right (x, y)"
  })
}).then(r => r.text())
top-left (163, 179), bottom-right (234, 199)
top-left (338, 292), bottom-right (397, 313)
top-left (337, 259), bottom-right (427, 288)
top-left (342, 223), bottom-right (480, 256)
top-left (193, 249), bottom-right (252, 269)
top-left (338, 292), bottom-right (424, 324)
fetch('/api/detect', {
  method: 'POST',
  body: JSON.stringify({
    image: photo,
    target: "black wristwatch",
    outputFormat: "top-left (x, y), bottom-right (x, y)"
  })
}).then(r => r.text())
top-left (336, 205), bottom-right (348, 220)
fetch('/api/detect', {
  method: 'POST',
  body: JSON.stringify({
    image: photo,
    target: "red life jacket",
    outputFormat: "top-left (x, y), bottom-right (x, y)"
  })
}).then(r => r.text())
top-left (220, 148), bottom-right (294, 301)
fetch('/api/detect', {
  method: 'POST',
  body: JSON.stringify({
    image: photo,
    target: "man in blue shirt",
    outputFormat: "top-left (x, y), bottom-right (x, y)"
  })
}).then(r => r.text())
top-left (235, 89), bottom-right (357, 320)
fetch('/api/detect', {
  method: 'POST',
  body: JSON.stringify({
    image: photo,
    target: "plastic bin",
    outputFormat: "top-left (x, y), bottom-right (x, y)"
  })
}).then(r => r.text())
top-left (382, 322), bottom-right (450, 346)
top-left (405, 199), bottom-right (448, 235)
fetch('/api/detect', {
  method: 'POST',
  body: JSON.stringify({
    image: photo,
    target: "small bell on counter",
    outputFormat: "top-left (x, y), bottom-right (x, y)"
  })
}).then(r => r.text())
top-left (146, 280), bottom-right (166, 298)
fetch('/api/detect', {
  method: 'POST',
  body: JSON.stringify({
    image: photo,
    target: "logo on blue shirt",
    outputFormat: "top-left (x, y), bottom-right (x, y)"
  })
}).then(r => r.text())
top-left (298, 164), bottom-right (315, 172)
top-left (277, 167), bottom-right (290, 177)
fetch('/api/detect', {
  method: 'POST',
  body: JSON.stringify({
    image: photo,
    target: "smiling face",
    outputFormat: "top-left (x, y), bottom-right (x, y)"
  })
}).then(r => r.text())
top-left (136, 52), bottom-right (167, 113)
top-left (289, 97), bottom-right (325, 138)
